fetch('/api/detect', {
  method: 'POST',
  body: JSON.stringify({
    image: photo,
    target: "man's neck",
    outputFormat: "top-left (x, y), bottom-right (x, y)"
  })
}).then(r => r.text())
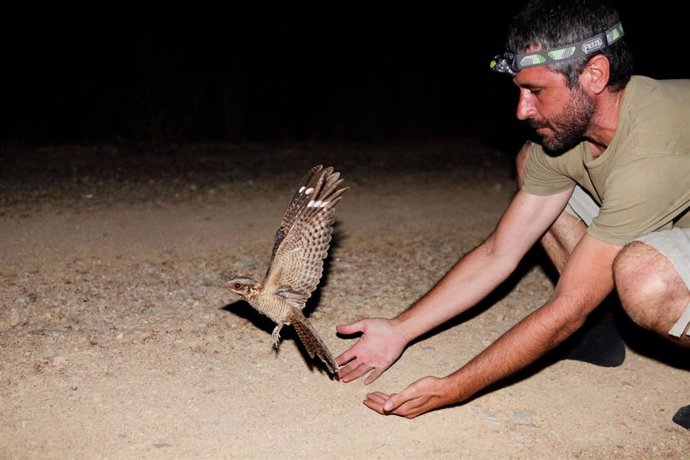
top-left (585, 88), bottom-right (626, 158)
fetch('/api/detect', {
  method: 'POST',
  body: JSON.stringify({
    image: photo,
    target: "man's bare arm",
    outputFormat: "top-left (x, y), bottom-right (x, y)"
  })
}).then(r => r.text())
top-left (337, 188), bottom-right (572, 383)
top-left (367, 233), bottom-right (622, 418)
top-left (395, 188), bottom-right (573, 339)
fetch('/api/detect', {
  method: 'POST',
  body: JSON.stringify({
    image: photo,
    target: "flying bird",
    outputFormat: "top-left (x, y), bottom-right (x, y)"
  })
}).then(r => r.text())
top-left (227, 165), bottom-right (348, 374)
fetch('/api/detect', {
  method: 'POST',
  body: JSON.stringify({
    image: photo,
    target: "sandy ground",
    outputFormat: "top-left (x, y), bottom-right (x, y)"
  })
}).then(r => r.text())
top-left (1, 141), bottom-right (688, 459)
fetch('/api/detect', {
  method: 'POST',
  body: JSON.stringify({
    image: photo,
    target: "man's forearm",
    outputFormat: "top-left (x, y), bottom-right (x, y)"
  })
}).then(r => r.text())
top-left (394, 237), bottom-right (522, 344)
top-left (392, 190), bottom-right (570, 345)
top-left (441, 296), bottom-right (591, 404)
top-left (441, 235), bottom-right (619, 405)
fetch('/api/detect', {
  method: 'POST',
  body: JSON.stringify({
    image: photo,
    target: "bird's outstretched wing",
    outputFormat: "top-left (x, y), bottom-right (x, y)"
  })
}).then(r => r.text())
top-left (263, 165), bottom-right (347, 307)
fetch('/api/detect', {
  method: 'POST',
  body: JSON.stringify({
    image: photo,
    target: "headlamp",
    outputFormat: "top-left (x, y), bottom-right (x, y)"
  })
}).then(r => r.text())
top-left (490, 22), bottom-right (624, 76)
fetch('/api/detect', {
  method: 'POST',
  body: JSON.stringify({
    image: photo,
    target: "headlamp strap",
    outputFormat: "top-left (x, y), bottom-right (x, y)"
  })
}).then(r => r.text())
top-left (515, 22), bottom-right (624, 70)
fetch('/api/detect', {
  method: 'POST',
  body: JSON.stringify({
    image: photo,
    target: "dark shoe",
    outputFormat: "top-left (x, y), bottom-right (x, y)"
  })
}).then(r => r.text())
top-left (559, 304), bottom-right (626, 368)
top-left (673, 405), bottom-right (690, 429)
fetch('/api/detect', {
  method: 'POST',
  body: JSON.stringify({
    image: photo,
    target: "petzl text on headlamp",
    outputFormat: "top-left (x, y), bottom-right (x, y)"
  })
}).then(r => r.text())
top-left (490, 22), bottom-right (624, 76)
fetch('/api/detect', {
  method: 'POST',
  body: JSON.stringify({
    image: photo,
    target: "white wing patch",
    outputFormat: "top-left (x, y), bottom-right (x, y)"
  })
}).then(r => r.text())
top-left (307, 200), bottom-right (328, 208)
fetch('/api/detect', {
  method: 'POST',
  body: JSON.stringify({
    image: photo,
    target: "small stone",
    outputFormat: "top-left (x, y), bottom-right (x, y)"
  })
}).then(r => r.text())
top-left (52, 356), bottom-right (68, 367)
top-left (8, 309), bottom-right (21, 327)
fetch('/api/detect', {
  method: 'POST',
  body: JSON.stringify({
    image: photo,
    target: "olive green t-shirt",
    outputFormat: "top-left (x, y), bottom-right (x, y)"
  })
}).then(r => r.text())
top-left (523, 75), bottom-right (690, 246)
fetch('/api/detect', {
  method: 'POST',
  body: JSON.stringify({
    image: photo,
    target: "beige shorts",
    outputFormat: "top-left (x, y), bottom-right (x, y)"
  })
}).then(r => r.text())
top-left (566, 186), bottom-right (690, 337)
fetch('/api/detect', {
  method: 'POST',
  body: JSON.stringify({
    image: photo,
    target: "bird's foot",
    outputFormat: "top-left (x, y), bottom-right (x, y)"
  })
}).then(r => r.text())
top-left (271, 326), bottom-right (282, 348)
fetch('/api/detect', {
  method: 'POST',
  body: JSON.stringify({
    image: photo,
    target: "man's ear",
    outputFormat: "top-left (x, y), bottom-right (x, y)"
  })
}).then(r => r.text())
top-left (581, 54), bottom-right (610, 94)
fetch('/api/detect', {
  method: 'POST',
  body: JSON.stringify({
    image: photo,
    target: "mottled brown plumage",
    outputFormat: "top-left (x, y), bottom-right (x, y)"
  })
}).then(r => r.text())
top-left (228, 165), bottom-right (347, 374)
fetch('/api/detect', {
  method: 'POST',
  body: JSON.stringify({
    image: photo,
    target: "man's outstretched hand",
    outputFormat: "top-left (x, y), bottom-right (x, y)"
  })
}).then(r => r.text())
top-left (363, 376), bottom-right (452, 418)
top-left (336, 318), bottom-right (458, 418)
top-left (335, 318), bottom-right (408, 384)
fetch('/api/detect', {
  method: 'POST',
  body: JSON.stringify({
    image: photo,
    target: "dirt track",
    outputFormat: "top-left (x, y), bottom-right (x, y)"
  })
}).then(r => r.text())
top-left (1, 141), bottom-right (688, 458)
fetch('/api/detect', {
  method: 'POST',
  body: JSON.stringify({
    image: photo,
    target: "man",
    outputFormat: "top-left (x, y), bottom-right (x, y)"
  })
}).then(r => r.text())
top-left (334, 0), bottom-right (690, 427)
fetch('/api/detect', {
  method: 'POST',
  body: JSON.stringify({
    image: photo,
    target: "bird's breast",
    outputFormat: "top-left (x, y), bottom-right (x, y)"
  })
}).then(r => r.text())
top-left (252, 292), bottom-right (291, 324)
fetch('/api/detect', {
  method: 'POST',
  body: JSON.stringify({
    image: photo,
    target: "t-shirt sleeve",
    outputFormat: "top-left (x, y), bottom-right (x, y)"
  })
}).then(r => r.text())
top-left (589, 154), bottom-right (690, 245)
top-left (522, 143), bottom-right (578, 195)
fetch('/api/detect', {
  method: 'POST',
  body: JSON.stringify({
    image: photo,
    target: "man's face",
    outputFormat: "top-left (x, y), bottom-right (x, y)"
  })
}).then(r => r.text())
top-left (513, 65), bottom-right (595, 153)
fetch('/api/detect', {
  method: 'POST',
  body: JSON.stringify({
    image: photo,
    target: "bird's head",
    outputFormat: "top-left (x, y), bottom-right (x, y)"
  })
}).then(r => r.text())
top-left (227, 274), bottom-right (260, 299)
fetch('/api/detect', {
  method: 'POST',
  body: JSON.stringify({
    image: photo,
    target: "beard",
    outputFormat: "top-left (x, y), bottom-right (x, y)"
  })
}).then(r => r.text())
top-left (529, 83), bottom-right (596, 153)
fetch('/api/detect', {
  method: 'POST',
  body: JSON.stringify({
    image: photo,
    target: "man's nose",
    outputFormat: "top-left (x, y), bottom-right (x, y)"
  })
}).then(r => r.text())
top-left (516, 93), bottom-right (537, 120)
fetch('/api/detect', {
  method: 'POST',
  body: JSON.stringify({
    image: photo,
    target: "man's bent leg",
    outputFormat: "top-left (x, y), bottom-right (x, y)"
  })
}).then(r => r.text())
top-left (614, 228), bottom-right (690, 429)
top-left (615, 229), bottom-right (690, 344)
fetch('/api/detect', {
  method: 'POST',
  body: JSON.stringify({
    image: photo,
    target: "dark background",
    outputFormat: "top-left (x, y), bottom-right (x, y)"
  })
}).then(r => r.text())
top-left (2, 3), bottom-right (688, 149)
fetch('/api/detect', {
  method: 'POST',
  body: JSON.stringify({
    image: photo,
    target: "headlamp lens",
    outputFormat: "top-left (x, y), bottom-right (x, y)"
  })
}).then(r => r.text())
top-left (490, 52), bottom-right (517, 76)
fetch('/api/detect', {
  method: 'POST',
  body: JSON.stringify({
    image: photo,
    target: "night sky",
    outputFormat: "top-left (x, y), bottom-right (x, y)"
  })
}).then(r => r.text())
top-left (2, 3), bottom-right (688, 147)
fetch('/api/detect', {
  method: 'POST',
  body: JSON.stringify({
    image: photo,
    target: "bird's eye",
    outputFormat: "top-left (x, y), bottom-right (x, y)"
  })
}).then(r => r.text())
top-left (234, 283), bottom-right (242, 290)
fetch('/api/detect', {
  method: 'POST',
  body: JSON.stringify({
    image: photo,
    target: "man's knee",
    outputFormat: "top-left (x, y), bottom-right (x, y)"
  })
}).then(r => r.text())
top-left (613, 241), bottom-right (662, 310)
top-left (613, 241), bottom-right (679, 332)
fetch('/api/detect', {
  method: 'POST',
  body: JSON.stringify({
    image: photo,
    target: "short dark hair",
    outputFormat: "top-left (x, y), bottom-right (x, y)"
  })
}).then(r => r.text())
top-left (506, 0), bottom-right (633, 91)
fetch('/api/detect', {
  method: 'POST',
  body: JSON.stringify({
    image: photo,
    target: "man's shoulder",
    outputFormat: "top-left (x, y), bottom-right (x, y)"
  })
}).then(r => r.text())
top-left (626, 76), bottom-right (690, 109)
top-left (629, 75), bottom-right (690, 90)
top-left (522, 142), bottom-right (585, 196)
top-left (621, 76), bottom-right (690, 155)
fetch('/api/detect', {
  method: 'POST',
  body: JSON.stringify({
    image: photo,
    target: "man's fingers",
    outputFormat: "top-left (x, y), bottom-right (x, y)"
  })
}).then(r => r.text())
top-left (382, 384), bottom-right (421, 413)
top-left (335, 321), bottom-right (364, 336)
top-left (337, 361), bottom-right (373, 383)
top-left (383, 393), bottom-right (403, 412)
top-left (362, 398), bottom-right (383, 414)
top-left (365, 391), bottom-right (390, 404)
top-left (363, 391), bottom-right (392, 414)
top-left (364, 390), bottom-right (430, 418)
top-left (363, 367), bottom-right (385, 385)
top-left (334, 321), bottom-right (364, 367)
top-left (335, 349), bottom-right (355, 367)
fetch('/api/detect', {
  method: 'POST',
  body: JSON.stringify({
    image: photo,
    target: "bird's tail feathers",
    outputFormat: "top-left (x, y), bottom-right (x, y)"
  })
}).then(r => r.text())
top-left (288, 308), bottom-right (340, 374)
